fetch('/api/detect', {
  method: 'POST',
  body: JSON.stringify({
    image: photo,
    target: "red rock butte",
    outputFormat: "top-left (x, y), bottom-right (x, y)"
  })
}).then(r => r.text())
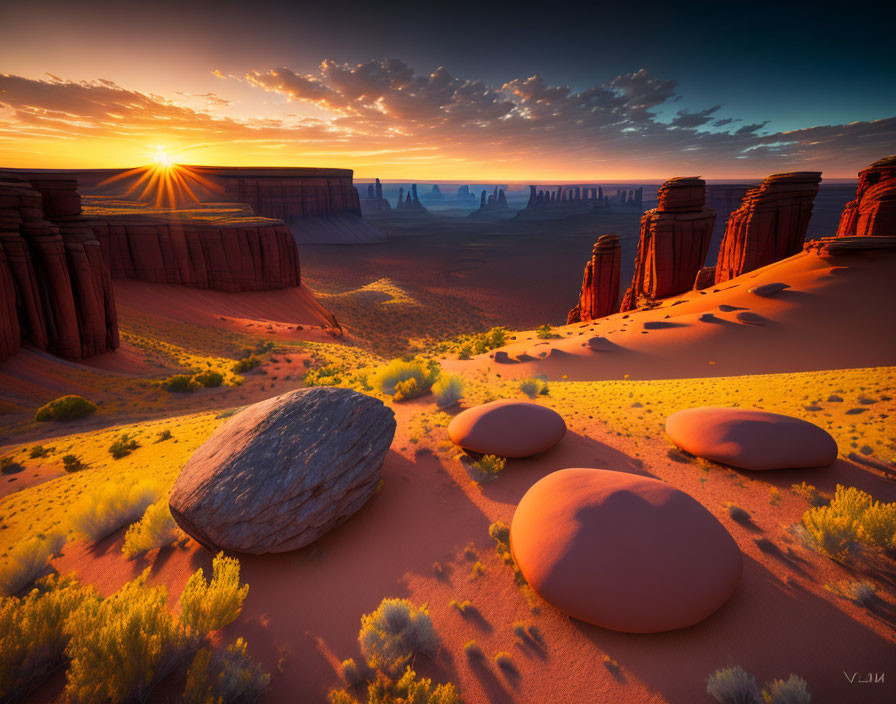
top-left (567, 234), bottom-right (621, 323)
top-left (714, 171), bottom-right (821, 284)
top-left (620, 177), bottom-right (716, 311)
top-left (836, 155), bottom-right (896, 237)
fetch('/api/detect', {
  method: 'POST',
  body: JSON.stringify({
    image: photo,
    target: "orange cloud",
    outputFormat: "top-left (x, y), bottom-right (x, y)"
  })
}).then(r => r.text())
top-left (1, 66), bottom-right (894, 179)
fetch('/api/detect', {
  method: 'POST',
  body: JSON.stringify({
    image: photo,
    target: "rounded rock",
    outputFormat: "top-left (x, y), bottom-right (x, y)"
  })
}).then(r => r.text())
top-left (511, 468), bottom-right (742, 632)
top-left (665, 406), bottom-right (837, 470)
top-left (169, 387), bottom-right (396, 554)
top-left (448, 400), bottom-right (566, 457)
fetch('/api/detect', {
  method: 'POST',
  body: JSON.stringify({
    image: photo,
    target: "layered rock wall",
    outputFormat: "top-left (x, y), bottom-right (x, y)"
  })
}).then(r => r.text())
top-left (89, 218), bottom-right (300, 292)
top-left (0, 177), bottom-right (118, 361)
top-left (197, 167), bottom-right (362, 220)
top-left (620, 178), bottom-right (716, 311)
top-left (567, 234), bottom-right (621, 323)
top-left (714, 172), bottom-right (821, 283)
top-left (836, 156), bottom-right (896, 237)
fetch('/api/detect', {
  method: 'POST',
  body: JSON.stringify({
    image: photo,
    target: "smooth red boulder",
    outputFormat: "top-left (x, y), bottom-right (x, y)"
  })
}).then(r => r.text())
top-left (567, 234), bottom-right (621, 323)
top-left (511, 468), bottom-right (742, 633)
top-left (665, 407), bottom-right (838, 470)
top-left (448, 400), bottom-right (566, 458)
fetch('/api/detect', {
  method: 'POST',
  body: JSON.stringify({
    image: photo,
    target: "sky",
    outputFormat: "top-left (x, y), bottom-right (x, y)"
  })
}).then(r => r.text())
top-left (0, 0), bottom-right (894, 179)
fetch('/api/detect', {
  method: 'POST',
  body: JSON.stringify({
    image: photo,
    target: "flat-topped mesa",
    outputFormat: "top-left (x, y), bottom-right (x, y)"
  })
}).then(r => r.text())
top-left (836, 155), bottom-right (896, 237)
top-left (88, 216), bottom-right (301, 293)
top-left (0, 177), bottom-right (118, 362)
top-left (620, 177), bottom-right (716, 311)
top-left (714, 171), bottom-right (821, 284)
top-left (567, 234), bottom-right (621, 323)
top-left (190, 166), bottom-right (362, 220)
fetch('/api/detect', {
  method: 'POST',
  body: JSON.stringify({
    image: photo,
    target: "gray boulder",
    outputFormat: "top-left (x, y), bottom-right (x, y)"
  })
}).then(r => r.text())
top-left (169, 387), bottom-right (396, 554)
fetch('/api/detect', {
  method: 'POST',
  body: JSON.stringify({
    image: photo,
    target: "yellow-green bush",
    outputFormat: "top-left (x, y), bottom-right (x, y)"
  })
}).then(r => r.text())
top-left (161, 375), bottom-right (199, 393)
top-left (0, 531), bottom-right (66, 597)
top-left (329, 667), bottom-right (460, 704)
top-left (121, 501), bottom-right (183, 559)
top-left (801, 484), bottom-right (896, 557)
top-left (0, 575), bottom-right (98, 702)
top-left (179, 553), bottom-right (249, 643)
top-left (69, 480), bottom-right (161, 543)
top-left (108, 433), bottom-right (140, 459)
top-left (369, 359), bottom-right (439, 400)
top-left (182, 638), bottom-right (269, 704)
top-left (34, 395), bottom-right (97, 422)
top-left (64, 569), bottom-right (184, 704)
top-left (358, 598), bottom-right (438, 674)
top-left (432, 375), bottom-right (463, 408)
top-left (193, 370), bottom-right (224, 388)
top-left (232, 355), bottom-right (261, 374)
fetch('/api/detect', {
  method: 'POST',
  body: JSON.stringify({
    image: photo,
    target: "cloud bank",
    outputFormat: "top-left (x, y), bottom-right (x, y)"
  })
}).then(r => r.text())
top-left (1, 61), bottom-right (893, 178)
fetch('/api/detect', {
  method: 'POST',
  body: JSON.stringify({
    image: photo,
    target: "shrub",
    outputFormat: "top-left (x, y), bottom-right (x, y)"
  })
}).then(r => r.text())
top-left (340, 657), bottom-right (364, 687)
top-left (857, 501), bottom-right (896, 548)
top-left (470, 561), bottom-right (485, 577)
top-left (62, 454), bottom-right (86, 473)
top-left (432, 375), bottom-right (463, 408)
top-left (304, 364), bottom-right (344, 387)
top-left (232, 355), bottom-right (261, 374)
top-left (29, 445), bottom-right (52, 459)
top-left (791, 482), bottom-right (824, 506)
top-left (69, 480), bottom-right (161, 543)
top-left (457, 345), bottom-right (472, 360)
top-left (358, 598), bottom-right (438, 674)
top-left (519, 378), bottom-right (548, 398)
top-left (34, 395), bottom-right (97, 422)
top-left (330, 667), bottom-right (460, 704)
top-left (472, 327), bottom-right (508, 355)
top-left (801, 484), bottom-right (896, 556)
top-left (64, 568), bottom-right (184, 704)
top-left (0, 574), bottom-right (99, 701)
top-left (0, 456), bottom-right (24, 474)
top-left (179, 553), bottom-right (249, 642)
top-left (706, 665), bottom-right (761, 704)
top-left (0, 531), bottom-right (66, 596)
top-left (449, 599), bottom-right (472, 614)
top-left (108, 433), bottom-right (140, 459)
top-left (802, 505), bottom-right (856, 557)
top-left (535, 324), bottom-right (553, 339)
top-left (519, 378), bottom-right (538, 398)
top-left (763, 674), bottom-right (811, 704)
top-left (193, 370), bottom-right (224, 388)
top-left (162, 374), bottom-right (199, 393)
top-left (370, 359), bottom-right (439, 399)
top-left (727, 504), bottom-right (752, 524)
top-left (183, 638), bottom-right (270, 704)
top-left (473, 455), bottom-right (505, 479)
top-left (494, 652), bottom-right (515, 672)
top-left (512, 621), bottom-right (528, 639)
top-left (844, 580), bottom-right (877, 606)
top-left (393, 377), bottom-right (420, 402)
top-left (155, 429), bottom-right (172, 443)
top-left (462, 640), bottom-right (482, 659)
top-left (122, 501), bottom-right (183, 559)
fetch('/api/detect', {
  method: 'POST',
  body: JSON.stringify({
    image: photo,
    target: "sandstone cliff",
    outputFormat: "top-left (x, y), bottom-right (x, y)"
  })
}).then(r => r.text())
top-left (89, 216), bottom-right (301, 292)
top-left (836, 155), bottom-right (896, 237)
top-left (620, 177), bottom-right (716, 311)
top-left (714, 172), bottom-right (821, 283)
top-left (0, 177), bottom-right (118, 361)
top-left (567, 234), bottom-right (621, 323)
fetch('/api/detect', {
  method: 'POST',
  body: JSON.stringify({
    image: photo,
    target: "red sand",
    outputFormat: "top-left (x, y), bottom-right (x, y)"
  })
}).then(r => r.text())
top-left (445, 249), bottom-right (896, 381)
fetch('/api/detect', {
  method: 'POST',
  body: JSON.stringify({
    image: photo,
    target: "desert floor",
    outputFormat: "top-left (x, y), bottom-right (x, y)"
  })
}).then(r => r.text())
top-left (1, 208), bottom-right (894, 704)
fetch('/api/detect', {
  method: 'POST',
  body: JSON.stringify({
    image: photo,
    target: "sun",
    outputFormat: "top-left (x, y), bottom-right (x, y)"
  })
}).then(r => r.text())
top-left (152, 147), bottom-right (173, 168)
